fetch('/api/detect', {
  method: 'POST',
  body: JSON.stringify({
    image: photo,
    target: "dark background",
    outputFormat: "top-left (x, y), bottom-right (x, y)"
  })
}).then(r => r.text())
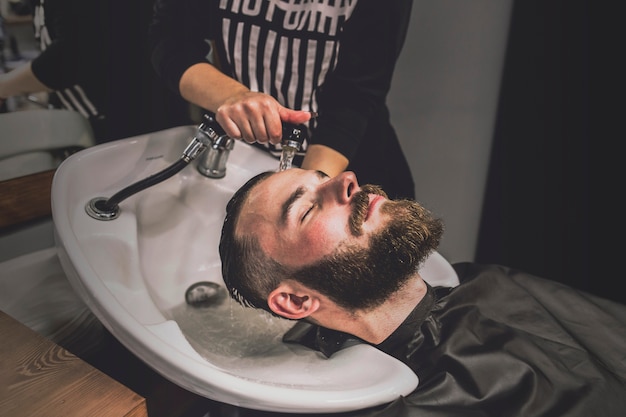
top-left (476, 1), bottom-right (615, 302)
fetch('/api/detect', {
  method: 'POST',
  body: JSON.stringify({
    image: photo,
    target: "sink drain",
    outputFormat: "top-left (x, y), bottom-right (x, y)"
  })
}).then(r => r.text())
top-left (185, 281), bottom-right (227, 308)
top-left (85, 197), bottom-right (120, 220)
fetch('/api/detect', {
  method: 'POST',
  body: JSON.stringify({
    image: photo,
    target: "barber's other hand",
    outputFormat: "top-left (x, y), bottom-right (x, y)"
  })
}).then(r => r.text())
top-left (215, 91), bottom-right (312, 144)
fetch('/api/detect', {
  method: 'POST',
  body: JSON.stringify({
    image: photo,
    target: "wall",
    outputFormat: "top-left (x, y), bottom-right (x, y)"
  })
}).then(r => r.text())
top-left (387, 0), bottom-right (513, 263)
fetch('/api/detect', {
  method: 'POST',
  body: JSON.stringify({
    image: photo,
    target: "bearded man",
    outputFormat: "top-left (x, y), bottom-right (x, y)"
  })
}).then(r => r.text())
top-left (219, 169), bottom-right (626, 417)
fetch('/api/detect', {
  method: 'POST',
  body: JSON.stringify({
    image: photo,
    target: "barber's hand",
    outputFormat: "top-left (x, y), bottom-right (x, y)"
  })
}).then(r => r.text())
top-left (215, 91), bottom-right (312, 144)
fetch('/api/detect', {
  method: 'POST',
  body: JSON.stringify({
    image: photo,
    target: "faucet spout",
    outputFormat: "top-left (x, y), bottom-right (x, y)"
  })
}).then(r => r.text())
top-left (196, 114), bottom-right (235, 178)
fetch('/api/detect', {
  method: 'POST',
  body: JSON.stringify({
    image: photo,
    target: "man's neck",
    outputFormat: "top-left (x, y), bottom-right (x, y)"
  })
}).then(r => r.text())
top-left (317, 275), bottom-right (428, 345)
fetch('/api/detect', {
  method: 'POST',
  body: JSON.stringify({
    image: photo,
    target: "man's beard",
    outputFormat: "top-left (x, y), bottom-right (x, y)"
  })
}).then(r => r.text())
top-left (292, 185), bottom-right (444, 312)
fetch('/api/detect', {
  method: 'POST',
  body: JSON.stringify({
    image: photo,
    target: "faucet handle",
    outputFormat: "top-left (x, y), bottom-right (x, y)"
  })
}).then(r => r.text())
top-left (198, 113), bottom-right (227, 141)
top-left (281, 123), bottom-right (306, 151)
top-left (200, 112), bottom-right (307, 149)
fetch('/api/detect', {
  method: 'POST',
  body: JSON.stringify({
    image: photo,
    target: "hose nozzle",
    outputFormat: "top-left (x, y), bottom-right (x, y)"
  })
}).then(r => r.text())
top-left (279, 124), bottom-right (305, 171)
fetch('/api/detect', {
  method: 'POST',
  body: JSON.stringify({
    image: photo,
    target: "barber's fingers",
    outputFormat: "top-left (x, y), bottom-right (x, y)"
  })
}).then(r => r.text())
top-left (221, 116), bottom-right (281, 145)
top-left (216, 95), bottom-right (314, 145)
top-left (242, 112), bottom-right (284, 144)
top-left (216, 95), bottom-right (283, 144)
top-left (234, 108), bottom-right (313, 144)
top-left (279, 107), bottom-right (315, 125)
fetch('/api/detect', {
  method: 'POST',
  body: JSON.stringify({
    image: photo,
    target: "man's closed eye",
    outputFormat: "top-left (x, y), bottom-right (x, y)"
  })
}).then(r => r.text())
top-left (302, 204), bottom-right (316, 222)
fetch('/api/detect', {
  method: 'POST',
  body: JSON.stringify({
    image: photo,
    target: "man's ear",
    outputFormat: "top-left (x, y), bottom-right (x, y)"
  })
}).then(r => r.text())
top-left (267, 281), bottom-right (320, 320)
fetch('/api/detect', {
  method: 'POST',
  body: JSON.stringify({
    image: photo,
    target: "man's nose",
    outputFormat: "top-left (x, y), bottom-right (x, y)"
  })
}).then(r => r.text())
top-left (319, 171), bottom-right (359, 204)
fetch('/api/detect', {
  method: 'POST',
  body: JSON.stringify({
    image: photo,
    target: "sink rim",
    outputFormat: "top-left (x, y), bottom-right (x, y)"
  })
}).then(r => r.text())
top-left (51, 126), bottom-right (457, 412)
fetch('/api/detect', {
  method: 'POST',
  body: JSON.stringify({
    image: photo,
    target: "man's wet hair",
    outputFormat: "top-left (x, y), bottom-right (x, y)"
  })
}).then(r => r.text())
top-left (219, 171), bottom-right (291, 315)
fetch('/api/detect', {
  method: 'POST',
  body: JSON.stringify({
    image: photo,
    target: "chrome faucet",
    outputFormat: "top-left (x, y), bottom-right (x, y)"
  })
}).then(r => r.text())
top-left (195, 114), bottom-right (235, 179)
top-left (86, 113), bottom-right (304, 221)
top-left (86, 113), bottom-right (232, 220)
top-left (194, 113), bottom-right (306, 178)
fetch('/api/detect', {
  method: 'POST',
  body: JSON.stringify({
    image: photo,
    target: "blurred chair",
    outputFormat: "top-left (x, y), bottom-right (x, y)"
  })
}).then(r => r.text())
top-left (0, 108), bottom-right (94, 180)
top-left (0, 108), bottom-right (103, 359)
top-left (0, 108), bottom-right (95, 259)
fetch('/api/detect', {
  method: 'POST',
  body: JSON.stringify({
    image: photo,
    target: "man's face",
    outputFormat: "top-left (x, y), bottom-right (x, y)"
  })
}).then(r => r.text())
top-left (236, 169), bottom-right (388, 268)
top-left (234, 169), bottom-right (443, 311)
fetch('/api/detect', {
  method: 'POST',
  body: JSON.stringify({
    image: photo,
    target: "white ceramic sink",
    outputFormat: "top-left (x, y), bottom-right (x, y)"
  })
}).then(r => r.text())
top-left (52, 125), bottom-right (458, 413)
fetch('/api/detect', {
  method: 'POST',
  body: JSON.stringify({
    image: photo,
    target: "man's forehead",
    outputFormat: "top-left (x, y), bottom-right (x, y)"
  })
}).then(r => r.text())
top-left (235, 171), bottom-right (294, 234)
top-left (246, 168), bottom-right (316, 204)
top-left (235, 169), bottom-right (325, 237)
top-left (244, 172), bottom-right (288, 209)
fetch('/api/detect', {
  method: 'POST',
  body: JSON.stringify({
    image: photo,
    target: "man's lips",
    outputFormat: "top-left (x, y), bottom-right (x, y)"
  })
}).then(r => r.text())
top-left (365, 195), bottom-right (384, 221)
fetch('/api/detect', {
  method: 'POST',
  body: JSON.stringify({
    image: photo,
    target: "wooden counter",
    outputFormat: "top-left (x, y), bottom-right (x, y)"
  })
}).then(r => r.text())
top-left (0, 310), bottom-right (147, 417)
top-left (0, 169), bottom-right (55, 230)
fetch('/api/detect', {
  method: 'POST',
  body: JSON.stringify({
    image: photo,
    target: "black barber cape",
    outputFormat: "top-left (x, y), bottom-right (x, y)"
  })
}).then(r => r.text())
top-left (286, 263), bottom-right (626, 417)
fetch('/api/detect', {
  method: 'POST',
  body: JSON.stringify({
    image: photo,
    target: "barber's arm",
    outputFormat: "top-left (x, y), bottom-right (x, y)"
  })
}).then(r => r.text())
top-left (150, 0), bottom-right (310, 144)
top-left (308, 0), bottom-right (413, 175)
top-left (0, 62), bottom-right (52, 100)
top-left (2, 0), bottom-right (113, 103)
top-left (178, 62), bottom-right (311, 144)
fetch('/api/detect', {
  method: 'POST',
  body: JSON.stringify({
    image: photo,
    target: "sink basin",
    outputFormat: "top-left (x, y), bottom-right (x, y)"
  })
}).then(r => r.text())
top-left (52, 125), bottom-right (458, 413)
